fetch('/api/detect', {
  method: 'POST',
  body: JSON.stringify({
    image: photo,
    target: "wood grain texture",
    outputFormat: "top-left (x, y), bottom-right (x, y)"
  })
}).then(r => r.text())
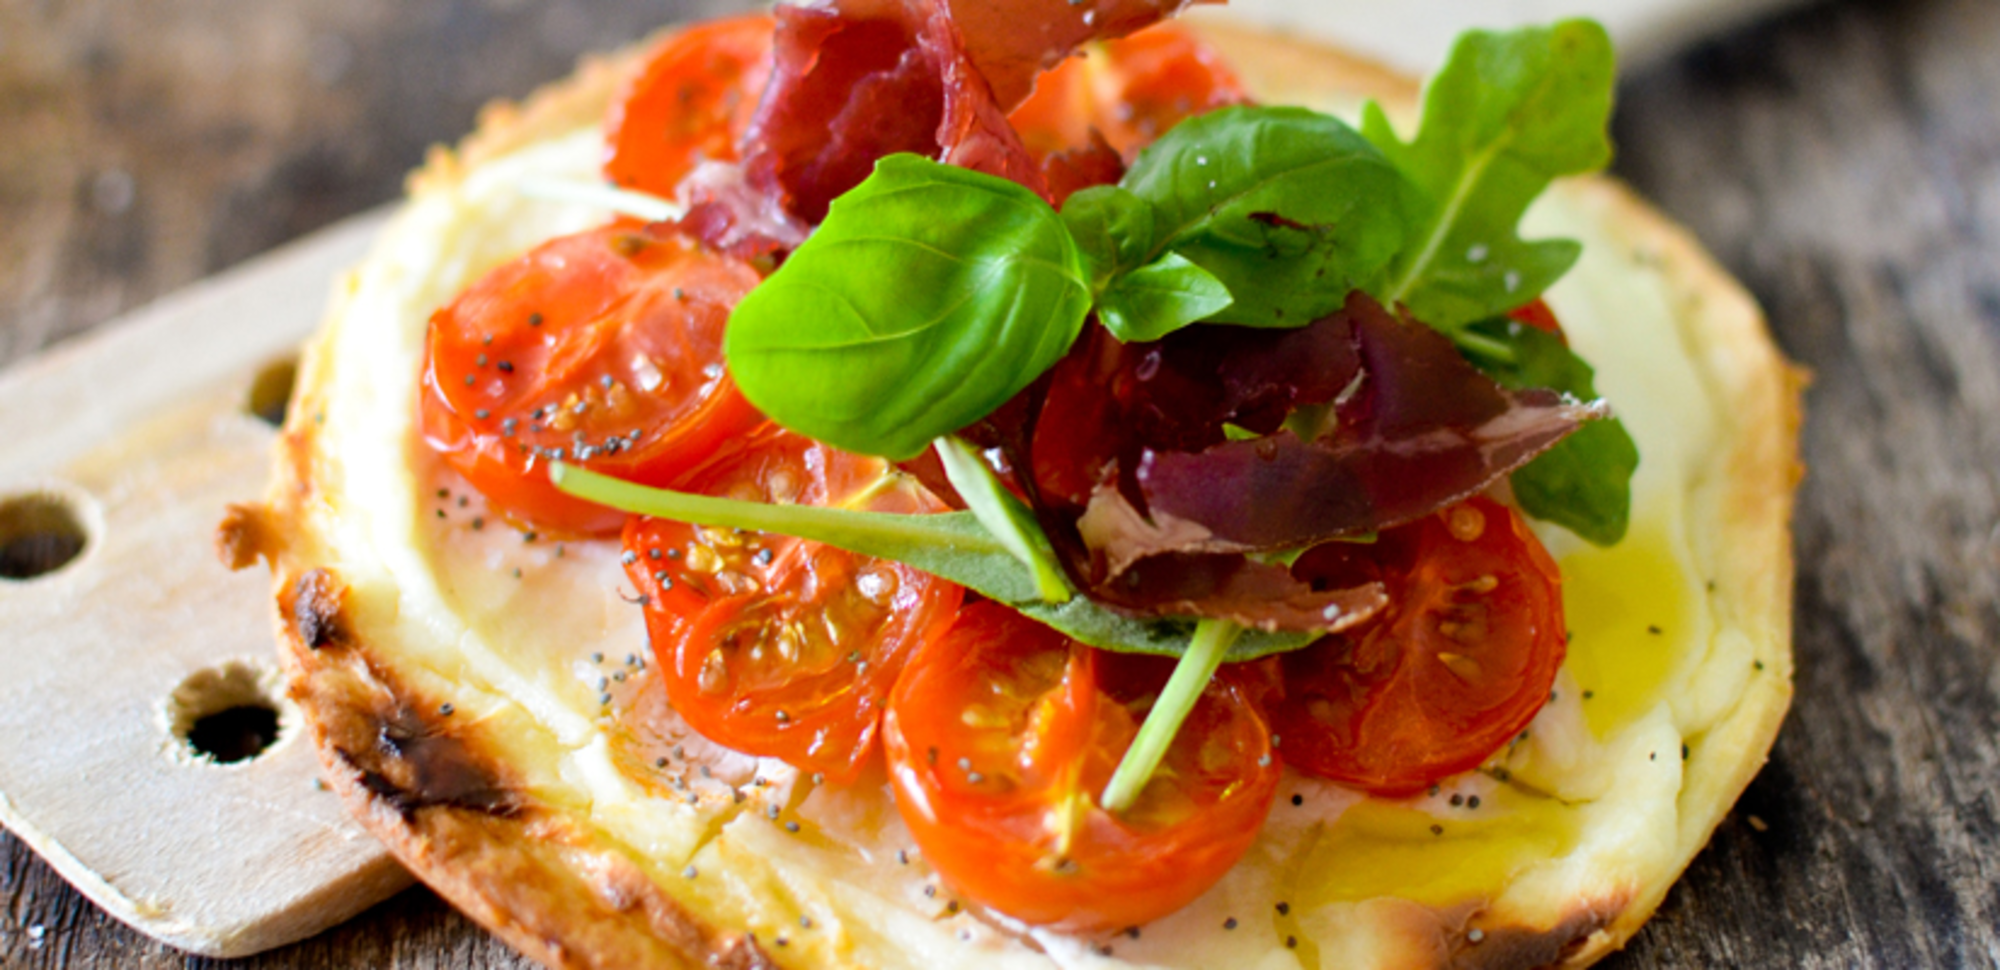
top-left (1, 0), bottom-right (1996, 967)
top-left (1607, 0), bottom-right (2000, 965)
top-left (0, 211), bottom-right (412, 958)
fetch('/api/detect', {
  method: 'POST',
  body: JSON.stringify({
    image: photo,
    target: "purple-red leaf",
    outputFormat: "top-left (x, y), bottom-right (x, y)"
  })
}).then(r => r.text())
top-left (1081, 295), bottom-right (1603, 572)
top-left (1011, 293), bottom-right (1601, 628)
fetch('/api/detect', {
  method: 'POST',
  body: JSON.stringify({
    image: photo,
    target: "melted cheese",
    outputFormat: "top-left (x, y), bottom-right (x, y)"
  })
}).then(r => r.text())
top-left (308, 111), bottom-right (1755, 968)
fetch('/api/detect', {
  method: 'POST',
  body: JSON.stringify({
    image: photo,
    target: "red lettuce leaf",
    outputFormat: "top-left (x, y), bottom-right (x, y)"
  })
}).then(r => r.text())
top-left (1077, 294), bottom-right (1605, 574)
top-left (988, 293), bottom-right (1600, 628)
top-left (1081, 538), bottom-right (1389, 634)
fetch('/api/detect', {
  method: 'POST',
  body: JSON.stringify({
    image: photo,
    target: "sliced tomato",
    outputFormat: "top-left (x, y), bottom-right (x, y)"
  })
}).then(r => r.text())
top-left (603, 14), bottom-right (775, 198)
top-left (1507, 297), bottom-right (1566, 338)
top-left (624, 427), bottom-right (964, 783)
top-left (1269, 497), bottom-right (1566, 795)
top-left (883, 603), bottom-right (1280, 932)
top-left (419, 222), bottom-right (765, 535)
top-left (1008, 21), bottom-right (1250, 163)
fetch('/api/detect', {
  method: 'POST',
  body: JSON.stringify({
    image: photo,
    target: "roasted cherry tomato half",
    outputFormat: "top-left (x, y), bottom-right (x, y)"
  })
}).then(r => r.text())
top-left (1009, 21), bottom-right (1249, 163)
top-left (883, 603), bottom-right (1281, 932)
top-left (603, 14), bottom-right (775, 198)
top-left (420, 223), bottom-right (765, 535)
top-left (1507, 297), bottom-right (1566, 338)
top-left (1269, 497), bottom-right (1566, 795)
top-left (624, 427), bottom-right (964, 783)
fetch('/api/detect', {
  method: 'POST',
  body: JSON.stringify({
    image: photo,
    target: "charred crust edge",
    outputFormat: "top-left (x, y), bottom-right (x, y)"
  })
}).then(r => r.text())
top-left (267, 552), bottom-right (768, 969)
top-left (1450, 898), bottom-right (1625, 970)
top-left (335, 709), bottom-right (524, 821)
top-left (287, 567), bottom-right (349, 650)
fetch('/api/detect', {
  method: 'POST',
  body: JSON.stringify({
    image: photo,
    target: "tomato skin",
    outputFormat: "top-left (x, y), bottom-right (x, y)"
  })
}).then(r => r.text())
top-left (603, 14), bottom-right (775, 197)
top-left (1507, 297), bottom-right (1565, 338)
top-left (420, 223), bottom-right (766, 535)
top-left (1008, 22), bottom-right (1249, 163)
top-left (884, 603), bottom-right (1280, 932)
top-left (1269, 498), bottom-right (1566, 796)
top-left (625, 428), bottom-right (964, 783)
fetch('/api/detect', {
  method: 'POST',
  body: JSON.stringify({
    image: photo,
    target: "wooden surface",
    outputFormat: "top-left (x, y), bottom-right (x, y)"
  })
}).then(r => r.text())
top-left (0, 212), bottom-right (408, 957)
top-left (2, 0), bottom-right (1996, 966)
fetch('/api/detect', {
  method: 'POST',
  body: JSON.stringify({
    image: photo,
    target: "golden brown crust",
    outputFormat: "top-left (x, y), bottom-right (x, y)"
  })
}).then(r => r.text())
top-left (215, 501), bottom-right (277, 571)
top-left (267, 561), bottom-right (773, 970)
top-left (256, 28), bottom-right (772, 968)
top-left (1537, 177), bottom-right (1805, 968)
top-left (254, 17), bottom-right (1801, 970)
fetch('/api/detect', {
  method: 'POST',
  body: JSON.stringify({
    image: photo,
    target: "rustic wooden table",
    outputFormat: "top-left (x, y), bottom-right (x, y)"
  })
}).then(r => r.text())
top-left (4, 0), bottom-right (1997, 966)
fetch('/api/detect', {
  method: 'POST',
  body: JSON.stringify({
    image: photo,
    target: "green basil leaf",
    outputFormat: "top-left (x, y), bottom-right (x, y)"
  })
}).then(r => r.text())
top-left (1365, 19), bottom-right (1615, 330)
top-left (726, 154), bottom-right (1093, 461)
top-left (1060, 184), bottom-right (1156, 289)
top-left (1097, 253), bottom-right (1234, 342)
top-left (551, 463), bottom-right (1317, 661)
top-left (1464, 317), bottom-right (1637, 545)
top-left (1119, 105), bottom-right (1411, 329)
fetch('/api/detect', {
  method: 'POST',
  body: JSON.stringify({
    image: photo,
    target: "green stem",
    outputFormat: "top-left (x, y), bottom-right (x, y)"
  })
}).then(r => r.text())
top-left (1382, 144), bottom-right (1500, 307)
top-left (1448, 325), bottom-right (1520, 364)
top-left (549, 462), bottom-right (1010, 562)
top-left (1099, 618), bottom-right (1243, 814)
top-left (934, 436), bottom-right (1072, 603)
top-left (552, 462), bottom-right (1322, 662)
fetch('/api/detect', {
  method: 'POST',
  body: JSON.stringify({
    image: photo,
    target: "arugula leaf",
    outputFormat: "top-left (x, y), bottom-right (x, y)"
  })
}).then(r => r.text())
top-left (551, 462), bottom-right (1319, 661)
top-left (1119, 106), bottom-right (1412, 329)
top-left (935, 436), bottom-right (1072, 603)
top-left (726, 155), bottom-right (1093, 461)
top-left (1463, 317), bottom-right (1638, 545)
top-left (1364, 19), bottom-right (1615, 331)
top-left (1096, 253), bottom-right (1234, 342)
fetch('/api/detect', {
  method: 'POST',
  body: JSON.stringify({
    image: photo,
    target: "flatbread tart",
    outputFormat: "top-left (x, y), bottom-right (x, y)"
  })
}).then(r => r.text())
top-left (225, 11), bottom-right (1802, 969)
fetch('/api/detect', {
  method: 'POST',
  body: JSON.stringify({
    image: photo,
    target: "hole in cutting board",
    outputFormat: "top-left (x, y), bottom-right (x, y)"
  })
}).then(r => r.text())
top-left (0, 492), bottom-right (89, 581)
top-left (246, 356), bottom-right (299, 427)
top-left (167, 661), bottom-right (292, 765)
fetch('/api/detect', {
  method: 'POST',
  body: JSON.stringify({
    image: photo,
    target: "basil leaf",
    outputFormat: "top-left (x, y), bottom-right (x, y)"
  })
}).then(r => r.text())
top-left (1365, 20), bottom-right (1615, 330)
top-left (1061, 185), bottom-right (1156, 289)
top-left (1062, 187), bottom-right (1234, 341)
top-left (1464, 317), bottom-right (1637, 545)
top-left (1119, 105), bottom-right (1411, 329)
top-left (1097, 253), bottom-right (1234, 342)
top-left (726, 155), bottom-right (1093, 461)
top-left (552, 463), bottom-right (1317, 661)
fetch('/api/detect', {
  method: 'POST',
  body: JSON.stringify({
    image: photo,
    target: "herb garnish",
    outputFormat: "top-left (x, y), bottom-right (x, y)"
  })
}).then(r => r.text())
top-left (1367, 20), bottom-right (1616, 332)
top-left (725, 156), bottom-right (1092, 461)
top-left (621, 20), bottom-right (1629, 810)
top-left (1461, 317), bottom-right (1640, 544)
top-left (723, 23), bottom-right (1628, 545)
top-left (1084, 105), bottom-right (1411, 330)
top-left (550, 462), bottom-right (1319, 662)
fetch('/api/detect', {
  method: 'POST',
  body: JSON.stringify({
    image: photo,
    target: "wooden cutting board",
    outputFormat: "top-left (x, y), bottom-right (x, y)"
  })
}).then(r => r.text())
top-left (0, 210), bottom-right (411, 959)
